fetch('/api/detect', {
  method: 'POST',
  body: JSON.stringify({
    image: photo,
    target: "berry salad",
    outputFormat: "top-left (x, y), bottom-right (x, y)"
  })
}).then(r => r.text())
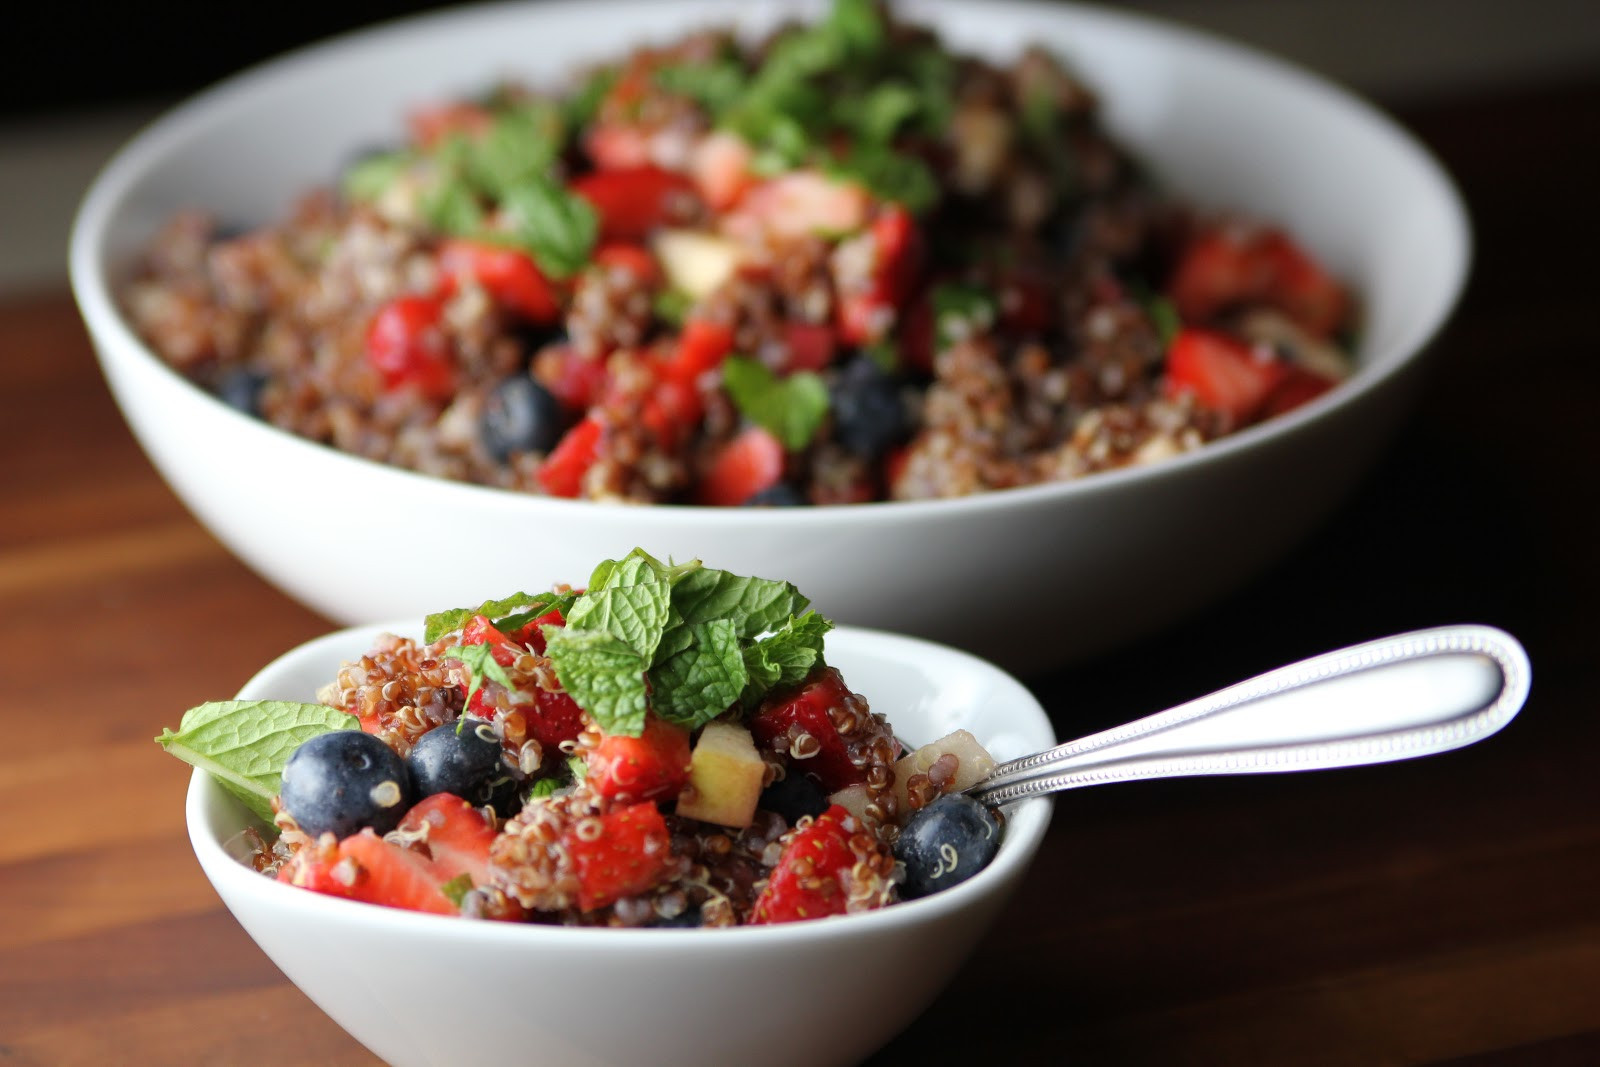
top-left (121, 0), bottom-right (1355, 506)
top-left (158, 550), bottom-right (1003, 926)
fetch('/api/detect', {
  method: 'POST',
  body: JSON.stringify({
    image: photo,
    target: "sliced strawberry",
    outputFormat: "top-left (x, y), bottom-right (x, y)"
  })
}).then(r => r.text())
top-left (571, 166), bottom-right (699, 242)
top-left (694, 426), bottom-right (785, 507)
top-left (660, 317), bottom-right (736, 387)
top-left (690, 130), bottom-right (756, 211)
top-left (399, 793), bottom-right (497, 887)
top-left (836, 206), bottom-right (923, 345)
top-left (527, 688), bottom-right (587, 751)
top-left (1259, 364), bottom-right (1339, 419)
top-left (736, 170), bottom-right (870, 239)
top-left (564, 801), bottom-right (674, 911)
top-left (365, 295), bottom-right (456, 400)
top-left (587, 715), bottom-right (693, 802)
top-left (1169, 225), bottom-right (1349, 338)
top-left (537, 414), bottom-right (604, 498)
top-left (461, 614), bottom-right (521, 666)
top-left (593, 243), bottom-right (662, 286)
top-left (332, 830), bottom-right (460, 916)
top-left (408, 102), bottom-right (493, 150)
top-left (747, 668), bottom-right (868, 792)
top-left (1164, 327), bottom-right (1289, 423)
top-left (533, 343), bottom-right (610, 412)
top-left (584, 123), bottom-right (654, 170)
top-left (438, 239), bottom-right (561, 323)
top-left (783, 321), bottom-right (838, 373)
top-left (749, 805), bottom-right (888, 924)
top-left (509, 608), bottom-right (566, 653)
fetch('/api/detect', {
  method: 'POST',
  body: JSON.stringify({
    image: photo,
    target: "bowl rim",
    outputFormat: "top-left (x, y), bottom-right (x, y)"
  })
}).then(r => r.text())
top-left (186, 621), bottom-right (1057, 947)
top-left (70, 0), bottom-right (1471, 526)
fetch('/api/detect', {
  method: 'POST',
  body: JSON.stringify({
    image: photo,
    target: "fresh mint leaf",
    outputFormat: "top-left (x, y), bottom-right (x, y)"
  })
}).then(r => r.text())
top-left (342, 151), bottom-right (411, 203)
top-left (565, 581), bottom-right (672, 662)
top-left (155, 700), bottom-right (356, 822)
top-left (648, 619), bottom-right (748, 728)
top-left (835, 81), bottom-right (921, 145)
top-left (466, 103), bottom-right (564, 199)
top-left (741, 611), bottom-right (833, 704)
top-left (722, 357), bottom-right (829, 451)
top-left (421, 177), bottom-right (486, 237)
top-left (440, 873), bottom-right (474, 909)
top-left (544, 627), bottom-right (649, 736)
top-left (932, 283), bottom-right (998, 348)
top-left (656, 59), bottom-right (749, 117)
top-left (671, 566), bottom-right (810, 638)
top-left (528, 776), bottom-right (563, 799)
top-left (827, 0), bottom-right (888, 56)
top-left (828, 145), bottom-right (938, 214)
top-left (502, 175), bottom-right (598, 279)
top-left (493, 592), bottom-right (579, 637)
top-left (565, 67), bottom-right (618, 131)
top-left (1146, 295), bottom-right (1181, 347)
top-left (444, 643), bottom-right (517, 710)
top-left (425, 591), bottom-right (576, 643)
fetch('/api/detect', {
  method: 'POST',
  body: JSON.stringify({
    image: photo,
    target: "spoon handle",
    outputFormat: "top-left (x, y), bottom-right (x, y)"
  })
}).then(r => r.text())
top-left (967, 625), bottom-right (1530, 808)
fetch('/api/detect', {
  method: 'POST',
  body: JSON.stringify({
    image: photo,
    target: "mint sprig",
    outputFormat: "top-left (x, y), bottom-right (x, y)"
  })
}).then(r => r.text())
top-left (155, 700), bottom-right (356, 822)
top-left (722, 357), bottom-right (829, 451)
top-left (423, 590), bottom-right (577, 644)
top-left (443, 643), bottom-right (516, 711)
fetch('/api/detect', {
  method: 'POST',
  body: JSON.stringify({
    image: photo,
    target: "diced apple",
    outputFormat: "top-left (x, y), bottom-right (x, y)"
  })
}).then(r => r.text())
top-left (653, 228), bottom-right (741, 300)
top-left (676, 721), bottom-right (765, 829)
top-left (828, 783), bottom-right (874, 823)
top-left (892, 730), bottom-right (998, 813)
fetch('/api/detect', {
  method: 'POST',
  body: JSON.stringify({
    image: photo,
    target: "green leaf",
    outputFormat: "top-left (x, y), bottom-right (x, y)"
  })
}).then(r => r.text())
top-left (565, 67), bottom-right (618, 131)
top-left (671, 566), bottom-right (810, 638)
top-left (1147, 296), bottom-right (1181, 347)
top-left (835, 81), bottom-right (921, 145)
top-left (740, 611), bottom-right (833, 705)
top-left (342, 151), bottom-right (412, 203)
top-left (655, 59), bottom-right (749, 117)
top-left (420, 177), bottom-right (486, 237)
top-left (443, 643), bottom-right (517, 710)
top-left (544, 627), bottom-right (650, 736)
top-left (440, 873), bottom-right (474, 909)
top-left (648, 619), bottom-right (749, 729)
top-left (424, 591), bottom-right (576, 644)
top-left (502, 175), bottom-right (599, 279)
top-left (652, 287), bottom-right (694, 327)
top-left (528, 776), bottom-right (563, 799)
top-left (828, 145), bottom-right (939, 214)
top-left (722, 357), bottom-right (830, 451)
top-left (565, 581), bottom-right (672, 662)
top-left (827, 0), bottom-right (888, 56)
top-left (464, 102), bottom-right (564, 199)
top-left (155, 700), bottom-right (356, 822)
top-left (932, 283), bottom-right (998, 348)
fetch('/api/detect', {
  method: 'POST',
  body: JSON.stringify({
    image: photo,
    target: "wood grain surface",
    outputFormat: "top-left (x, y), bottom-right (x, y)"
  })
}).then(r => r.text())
top-left (2, 80), bottom-right (1597, 1066)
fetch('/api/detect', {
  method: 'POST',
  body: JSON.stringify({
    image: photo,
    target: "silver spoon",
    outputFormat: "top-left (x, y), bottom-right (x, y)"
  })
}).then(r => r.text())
top-left (967, 625), bottom-right (1530, 808)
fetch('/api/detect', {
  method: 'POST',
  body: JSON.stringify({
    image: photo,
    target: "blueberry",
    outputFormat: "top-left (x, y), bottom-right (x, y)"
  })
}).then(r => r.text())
top-left (407, 719), bottom-right (505, 804)
top-left (743, 483), bottom-right (807, 507)
top-left (893, 793), bottom-right (1002, 900)
top-left (758, 771), bottom-right (830, 825)
top-left (280, 730), bottom-right (415, 839)
top-left (216, 368), bottom-right (269, 417)
top-left (481, 375), bottom-right (562, 461)
top-left (650, 905), bottom-right (704, 928)
top-left (829, 357), bottom-right (909, 460)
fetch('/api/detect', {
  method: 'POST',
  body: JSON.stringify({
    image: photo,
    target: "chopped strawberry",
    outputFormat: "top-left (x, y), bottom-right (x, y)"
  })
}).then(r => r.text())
top-left (564, 801), bottom-right (674, 911)
top-left (365, 295), bottom-right (456, 400)
top-left (640, 375), bottom-right (702, 446)
top-left (694, 426), bottom-right (785, 507)
top-left (690, 130), bottom-right (756, 210)
top-left (533, 344), bottom-right (609, 412)
top-left (461, 614), bottom-right (521, 666)
top-left (1164, 328), bottom-right (1289, 423)
top-left (509, 608), bottom-right (566, 653)
top-left (571, 166), bottom-right (699, 241)
top-left (584, 123), bottom-right (654, 170)
top-left (587, 715), bottom-right (692, 802)
top-left (747, 668), bottom-right (868, 792)
top-left (836, 207), bottom-right (924, 345)
top-left (660, 318), bottom-right (736, 387)
top-left (537, 414), bottom-right (604, 498)
top-left (437, 239), bottom-right (561, 323)
top-left (399, 793), bottom-right (497, 887)
top-left (286, 829), bottom-right (459, 915)
top-left (593, 243), bottom-right (662, 286)
top-left (408, 102), bottom-right (493, 150)
top-left (750, 805), bottom-right (887, 924)
top-left (736, 170), bottom-right (870, 239)
top-left (527, 688), bottom-right (587, 751)
top-left (1259, 364), bottom-right (1339, 419)
top-left (1169, 225), bottom-right (1350, 338)
top-left (783, 321), bottom-right (838, 372)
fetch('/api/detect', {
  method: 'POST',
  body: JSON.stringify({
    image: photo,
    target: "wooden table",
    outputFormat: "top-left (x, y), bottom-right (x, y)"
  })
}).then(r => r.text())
top-left (3, 79), bottom-right (1597, 1066)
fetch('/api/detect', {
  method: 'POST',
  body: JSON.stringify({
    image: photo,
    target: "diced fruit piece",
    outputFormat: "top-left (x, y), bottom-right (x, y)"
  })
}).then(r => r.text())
top-left (747, 668), bottom-right (869, 792)
top-left (586, 715), bottom-right (693, 802)
top-left (1164, 327), bottom-right (1289, 422)
top-left (564, 801), bottom-right (673, 911)
top-left (481, 376), bottom-right (563, 461)
top-left (759, 770), bottom-right (831, 824)
top-left (737, 170), bottom-right (870, 239)
top-left (438, 239), bottom-right (560, 323)
top-left (829, 356), bottom-right (909, 461)
top-left (571, 166), bottom-right (698, 241)
top-left (892, 729), bottom-right (998, 815)
top-left (749, 805), bottom-right (890, 924)
top-left (406, 720), bottom-right (505, 806)
top-left (1168, 225), bottom-right (1350, 338)
top-left (460, 614), bottom-right (521, 667)
top-left (1260, 364), bottom-right (1338, 418)
top-left (537, 414), bottom-right (604, 497)
top-left (333, 829), bottom-right (460, 915)
top-left (654, 228), bottom-right (741, 299)
top-left (365, 295), bottom-right (456, 399)
top-left (827, 782), bottom-right (874, 824)
top-left (835, 206), bottom-right (923, 345)
top-left (676, 722), bottom-right (765, 829)
top-left (782, 321), bottom-right (837, 373)
top-left (533, 344), bottom-right (609, 412)
top-left (593, 243), bottom-right (662, 286)
top-left (280, 730), bottom-right (415, 839)
top-left (584, 123), bottom-right (654, 170)
top-left (892, 793), bottom-right (1002, 900)
top-left (690, 131), bottom-right (756, 210)
top-left (694, 426), bottom-right (785, 507)
top-left (526, 688), bottom-right (586, 750)
top-left (397, 792), bottom-right (498, 887)
top-left (659, 317), bottom-right (735, 387)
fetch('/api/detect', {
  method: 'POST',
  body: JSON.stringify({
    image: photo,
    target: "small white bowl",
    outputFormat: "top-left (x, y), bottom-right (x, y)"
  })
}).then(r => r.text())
top-left (187, 623), bottom-right (1056, 1067)
top-left (72, 1), bottom-right (1469, 674)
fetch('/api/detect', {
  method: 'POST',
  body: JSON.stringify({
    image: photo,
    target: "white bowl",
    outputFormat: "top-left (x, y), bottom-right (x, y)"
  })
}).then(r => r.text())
top-left (187, 623), bottom-right (1055, 1067)
top-left (71, 0), bottom-right (1469, 675)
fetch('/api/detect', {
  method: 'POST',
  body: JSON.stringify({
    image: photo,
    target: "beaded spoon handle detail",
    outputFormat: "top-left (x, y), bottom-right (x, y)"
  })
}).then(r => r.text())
top-left (967, 625), bottom-right (1530, 808)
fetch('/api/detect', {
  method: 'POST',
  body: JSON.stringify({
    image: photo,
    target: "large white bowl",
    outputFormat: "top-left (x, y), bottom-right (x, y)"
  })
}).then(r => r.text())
top-left (71, 0), bottom-right (1469, 675)
top-left (187, 623), bottom-right (1055, 1067)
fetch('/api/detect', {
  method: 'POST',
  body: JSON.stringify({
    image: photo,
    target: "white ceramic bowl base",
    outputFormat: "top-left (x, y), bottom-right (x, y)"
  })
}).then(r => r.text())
top-left (189, 624), bottom-right (1056, 1067)
top-left (72, 1), bottom-right (1469, 674)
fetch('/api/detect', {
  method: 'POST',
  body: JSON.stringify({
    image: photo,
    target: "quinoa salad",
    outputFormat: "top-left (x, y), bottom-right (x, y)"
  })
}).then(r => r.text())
top-left (158, 550), bottom-right (1005, 926)
top-left (121, 0), bottom-right (1355, 506)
